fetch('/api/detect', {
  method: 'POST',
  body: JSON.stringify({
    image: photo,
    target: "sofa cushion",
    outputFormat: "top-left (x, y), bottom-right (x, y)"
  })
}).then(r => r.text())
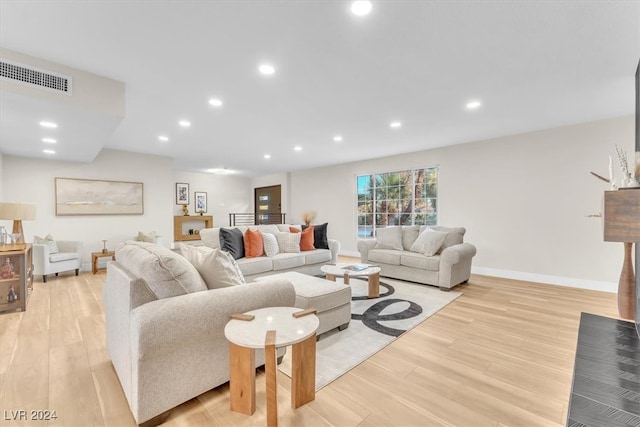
top-left (272, 253), bottom-right (305, 270)
top-left (302, 223), bottom-right (329, 250)
top-left (199, 228), bottom-right (220, 249)
top-left (136, 230), bottom-right (157, 243)
top-left (254, 224), bottom-right (280, 235)
top-left (220, 227), bottom-right (245, 260)
top-left (49, 252), bottom-right (79, 263)
top-left (116, 241), bottom-right (206, 299)
top-left (179, 244), bottom-right (245, 289)
top-left (410, 229), bottom-right (448, 256)
top-left (290, 226), bottom-right (315, 251)
top-left (34, 234), bottom-right (59, 254)
top-left (400, 251), bottom-right (440, 271)
top-left (367, 248), bottom-right (401, 266)
top-left (244, 228), bottom-right (264, 258)
top-left (236, 256), bottom-right (274, 276)
top-left (374, 227), bottom-right (403, 250)
top-left (302, 249), bottom-right (331, 265)
top-left (419, 226), bottom-right (465, 253)
top-left (275, 231), bottom-right (301, 253)
top-left (401, 226), bottom-right (420, 251)
top-left (262, 232), bottom-right (280, 257)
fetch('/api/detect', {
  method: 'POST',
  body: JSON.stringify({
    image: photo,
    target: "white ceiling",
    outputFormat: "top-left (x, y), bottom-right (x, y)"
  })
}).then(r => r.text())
top-left (1, 1), bottom-right (639, 177)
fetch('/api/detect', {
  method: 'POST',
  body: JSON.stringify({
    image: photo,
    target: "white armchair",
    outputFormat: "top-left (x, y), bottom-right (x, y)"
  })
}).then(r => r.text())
top-left (33, 240), bottom-right (83, 282)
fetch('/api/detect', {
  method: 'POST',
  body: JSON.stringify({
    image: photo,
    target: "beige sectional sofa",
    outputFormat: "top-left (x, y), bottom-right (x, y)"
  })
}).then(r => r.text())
top-left (357, 225), bottom-right (476, 290)
top-left (103, 241), bottom-right (296, 425)
top-left (199, 224), bottom-right (340, 280)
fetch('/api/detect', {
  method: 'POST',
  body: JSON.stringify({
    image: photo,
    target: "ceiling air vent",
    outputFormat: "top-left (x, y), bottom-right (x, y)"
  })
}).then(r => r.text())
top-left (0, 59), bottom-right (72, 95)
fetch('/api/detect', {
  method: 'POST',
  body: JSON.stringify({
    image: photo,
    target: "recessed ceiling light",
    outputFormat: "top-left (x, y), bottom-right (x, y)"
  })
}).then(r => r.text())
top-left (264, 154), bottom-right (271, 159)
top-left (390, 121), bottom-right (402, 129)
top-left (43, 149), bottom-right (56, 154)
top-left (466, 100), bottom-right (482, 110)
top-left (42, 138), bottom-right (57, 144)
top-left (179, 120), bottom-right (191, 127)
top-left (333, 135), bottom-right (343, 142)
top-left (258, 64), bottom-right (276, 75)
top-left (294, 146), bottom-right (302, 151)
top-left (39, 121), bottom-right (58, 128)
top-left (209, 98), bottom-right (223, 107)
top-left (158, 135), bottom-right (169, 142)
top-left (351, 1), bottom-right (373, 16)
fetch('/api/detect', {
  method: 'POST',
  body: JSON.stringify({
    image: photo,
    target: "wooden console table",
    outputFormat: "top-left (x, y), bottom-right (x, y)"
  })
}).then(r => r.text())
top-left (566, 313), bottom-right (640, 426)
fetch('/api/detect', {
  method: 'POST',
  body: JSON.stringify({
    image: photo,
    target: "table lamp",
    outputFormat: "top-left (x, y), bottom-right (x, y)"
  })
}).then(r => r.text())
top-left (0, 202), bottom-right (37, 246)
top-left (603, 190), bottom-right (640, 320)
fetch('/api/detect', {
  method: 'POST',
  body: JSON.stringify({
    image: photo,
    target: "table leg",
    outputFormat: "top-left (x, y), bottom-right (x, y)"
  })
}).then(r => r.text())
top-left (291, 333), bottom-right (316, 408)
top-left (229, 343), bottom-right (255, 415)
top-left (92, 255), bottom-right (98, 274)
top-left (265, 330), bottom-right (278, 427)
top-left (325, 273), bottom-right (336, 282)
top-left (368, 272), bottom-right (380, 298)
top-left (343, 272), bottom-right (350, 285)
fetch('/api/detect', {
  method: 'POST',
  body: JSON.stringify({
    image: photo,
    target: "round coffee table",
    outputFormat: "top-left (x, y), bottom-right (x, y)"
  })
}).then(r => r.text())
top-left (224, 307), bottom-right (319, 423)
top-left (321, 262), bottom-right (381, 298)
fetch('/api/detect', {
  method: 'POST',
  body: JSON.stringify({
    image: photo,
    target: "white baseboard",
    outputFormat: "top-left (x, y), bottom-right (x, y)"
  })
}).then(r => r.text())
top-left (471, 266), bottom-right (617, 293)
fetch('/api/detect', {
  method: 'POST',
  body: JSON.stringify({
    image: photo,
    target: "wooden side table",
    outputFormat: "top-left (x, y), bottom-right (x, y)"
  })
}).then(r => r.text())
top-left (92, 251), bottom-right (115, 274)
top-left (224, 307), bottom-right (319, 426)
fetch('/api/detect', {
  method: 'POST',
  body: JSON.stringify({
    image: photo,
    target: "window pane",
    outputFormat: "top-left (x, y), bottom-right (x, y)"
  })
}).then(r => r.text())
top-left (356, 168), bottom-right (437, 238)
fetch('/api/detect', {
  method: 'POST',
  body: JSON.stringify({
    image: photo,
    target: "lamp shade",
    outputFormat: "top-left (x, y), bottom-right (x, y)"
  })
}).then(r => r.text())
top-left (604, 190), bottom-right (640, 242)
top-left (0, 202), bottom-right (37, 221)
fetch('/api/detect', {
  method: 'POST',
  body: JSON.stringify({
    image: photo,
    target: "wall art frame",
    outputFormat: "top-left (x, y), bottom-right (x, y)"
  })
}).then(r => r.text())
top-left (176, 182), bottom-right (189, 205)
top-left (55, 177), bottom-right (144, 216)
top-left (195, 191), bottom-right (207, 214)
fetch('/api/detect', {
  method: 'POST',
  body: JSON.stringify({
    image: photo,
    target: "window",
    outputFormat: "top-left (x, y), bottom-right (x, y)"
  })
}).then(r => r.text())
top-left (357, 167), bottom-right (438, 238)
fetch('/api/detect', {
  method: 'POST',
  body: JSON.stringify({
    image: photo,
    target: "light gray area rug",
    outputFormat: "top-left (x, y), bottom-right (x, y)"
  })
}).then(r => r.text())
top-left (279, 277), bottom-right (461, 390)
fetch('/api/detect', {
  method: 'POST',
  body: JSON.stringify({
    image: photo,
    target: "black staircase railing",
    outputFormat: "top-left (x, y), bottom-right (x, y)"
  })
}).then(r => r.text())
top-left (229, 213), bottom-right (287, 226)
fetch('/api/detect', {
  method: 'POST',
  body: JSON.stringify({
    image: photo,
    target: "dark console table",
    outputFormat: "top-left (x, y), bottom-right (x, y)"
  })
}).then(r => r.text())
top-left (567, 313), bottom-right (640, 427)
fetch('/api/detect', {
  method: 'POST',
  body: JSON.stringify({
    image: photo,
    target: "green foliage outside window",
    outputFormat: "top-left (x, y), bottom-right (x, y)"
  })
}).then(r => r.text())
top-left (357, 168), bottom-right (438, 238)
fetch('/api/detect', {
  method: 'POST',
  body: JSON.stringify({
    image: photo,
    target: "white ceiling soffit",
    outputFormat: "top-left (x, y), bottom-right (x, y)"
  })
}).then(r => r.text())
top-left (0, 48), bottom-right (125, 163)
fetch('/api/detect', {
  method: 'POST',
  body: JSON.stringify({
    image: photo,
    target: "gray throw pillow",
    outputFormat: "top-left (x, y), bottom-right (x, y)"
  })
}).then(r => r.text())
top-left (219, 227), bottom-right (245, 260)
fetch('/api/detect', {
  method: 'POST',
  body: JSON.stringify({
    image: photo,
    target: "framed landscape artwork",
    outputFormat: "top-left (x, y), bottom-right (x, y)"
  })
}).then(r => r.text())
top-left (176, 183), bottom-right (189, 205)
top-left (195, 191), bottom-right (207, 213)
top-left (55, 177), bottom-right (144, 215)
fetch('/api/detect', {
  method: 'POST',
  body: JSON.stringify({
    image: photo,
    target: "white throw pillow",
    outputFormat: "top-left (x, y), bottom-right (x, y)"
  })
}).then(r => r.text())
top-left (410, 229), bottom-right (448, 256)
top-left (275, 231), bottom-right (301, 253)
top-left (179, 244), bottom-right (245, 289)
top-left (34, 234), bottom-right (59, 254)
top-left (262, 232), bottom-right (280, 257)
top-left (136, 230), bottom-right (157, 243)
top-left (374, 227), bottom-right (403, 250)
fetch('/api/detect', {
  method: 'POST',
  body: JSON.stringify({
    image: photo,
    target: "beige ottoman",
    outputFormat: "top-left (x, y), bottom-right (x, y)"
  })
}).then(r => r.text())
top-left (254, 271), bottom-right (351, 336)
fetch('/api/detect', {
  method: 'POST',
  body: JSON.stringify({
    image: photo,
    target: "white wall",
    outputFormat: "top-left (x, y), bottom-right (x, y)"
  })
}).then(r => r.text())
top-left (288, 116), bottom-right (635, 291)
top-left (173, 171), bottom-right (252, 227)
top-left (1, 149), bottom-right (253, 269)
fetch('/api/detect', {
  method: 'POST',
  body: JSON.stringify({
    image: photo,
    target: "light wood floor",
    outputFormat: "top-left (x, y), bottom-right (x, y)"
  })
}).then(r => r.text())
top-left (0, 262), bottom-right (620, 426)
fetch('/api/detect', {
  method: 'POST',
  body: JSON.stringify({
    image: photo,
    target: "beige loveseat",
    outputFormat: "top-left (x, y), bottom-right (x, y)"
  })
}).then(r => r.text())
top-left (357, 226), bottom-right (476, 290)
top-left (199, 224), bottom-right (340, 280)
top-left (103, 241), bottom-right (296, 425)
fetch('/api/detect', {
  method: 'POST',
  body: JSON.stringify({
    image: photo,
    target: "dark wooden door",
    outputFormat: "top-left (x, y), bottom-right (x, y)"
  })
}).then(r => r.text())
top-left (254, 185), bottom-right (282, 224)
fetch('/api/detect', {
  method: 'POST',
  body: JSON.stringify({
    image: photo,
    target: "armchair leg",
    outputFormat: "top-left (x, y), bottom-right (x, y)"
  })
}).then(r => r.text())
top-left (43, 275), bottom-right (47, 283)
top-left (55, 273), bottom-right (59, 276)
top-left (75, 269), bottom-right (79, 276)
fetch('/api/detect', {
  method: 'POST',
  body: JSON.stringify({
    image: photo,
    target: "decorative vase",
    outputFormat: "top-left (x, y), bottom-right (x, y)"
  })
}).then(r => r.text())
top-left (182, 205), bottom-right (189, 216)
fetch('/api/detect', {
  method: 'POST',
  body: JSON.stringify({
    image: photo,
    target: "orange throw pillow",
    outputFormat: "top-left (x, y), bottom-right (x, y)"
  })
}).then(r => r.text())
top-left (290, 226), bottom-right (315, 251)
top-left (244, 229), bottom-right (264, 258)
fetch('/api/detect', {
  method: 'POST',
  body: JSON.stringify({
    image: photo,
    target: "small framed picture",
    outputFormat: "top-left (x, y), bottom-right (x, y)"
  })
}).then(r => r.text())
top-left (195, 191), bottom-right (207, 214)
top-left (176, 183), bottom-right (189, 205)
